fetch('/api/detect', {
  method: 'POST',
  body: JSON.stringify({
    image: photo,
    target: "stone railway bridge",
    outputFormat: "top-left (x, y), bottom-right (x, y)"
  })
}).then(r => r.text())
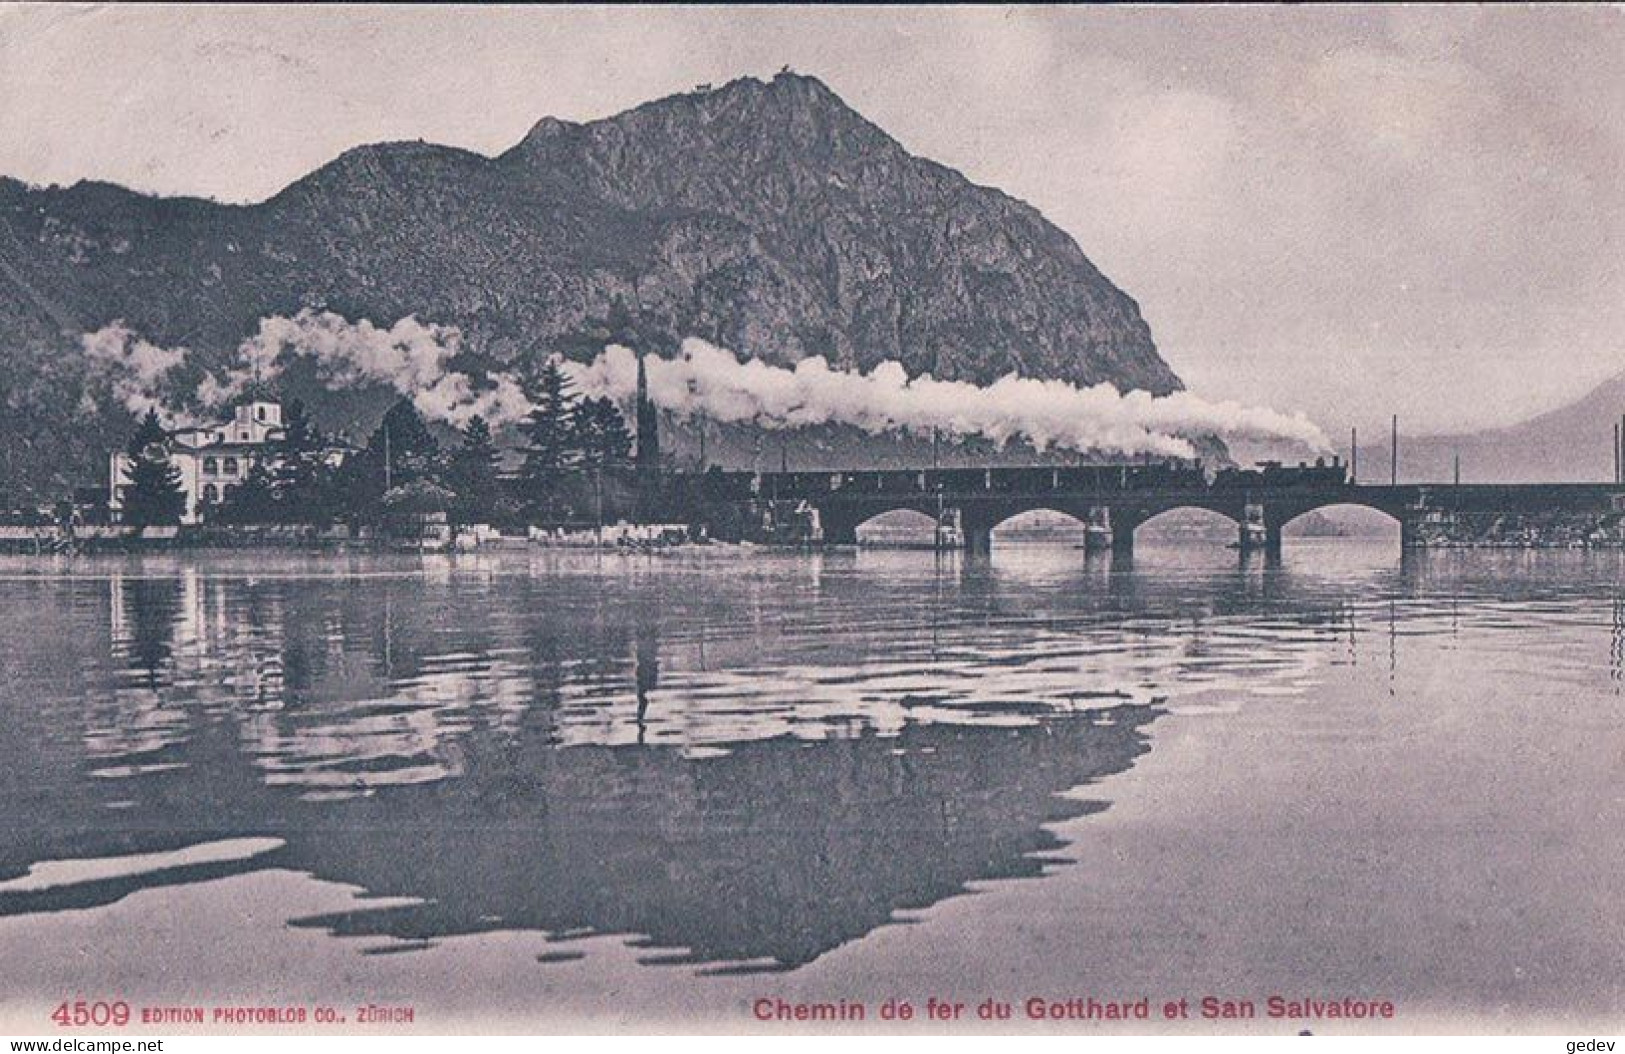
top-left (708, 467), bottom-right (1625, 553)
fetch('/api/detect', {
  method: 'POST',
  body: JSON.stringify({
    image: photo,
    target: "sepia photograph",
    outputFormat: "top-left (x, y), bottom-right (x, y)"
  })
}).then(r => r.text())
top-left (0, 2), bottom-right (1621, 1041)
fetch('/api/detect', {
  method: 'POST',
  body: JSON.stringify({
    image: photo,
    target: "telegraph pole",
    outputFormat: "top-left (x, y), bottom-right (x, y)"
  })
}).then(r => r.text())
top-left (1453, 451), bottom-right (1460, 486)
top-left (1350, 426), bottom-right (1358, 484)
top-left (1614, 422), bottom-right (1620, 485)
top-left (594, 467), bottom-right (603, 546)
top-left (1390, 415), bottom-right (1398, 486)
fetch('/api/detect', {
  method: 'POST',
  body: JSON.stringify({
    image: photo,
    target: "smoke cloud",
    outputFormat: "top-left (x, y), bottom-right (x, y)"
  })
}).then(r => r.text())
top-left (81, 322), bottom-right (191, 421)
top-left (82, 316), bottom-right (1328, 458)
top-left (566, 338), bottom-right (1330, 459)
top-left (198, 310), bottom-right (531, 427)
top-left (85, 311), bottom-right (529, 428)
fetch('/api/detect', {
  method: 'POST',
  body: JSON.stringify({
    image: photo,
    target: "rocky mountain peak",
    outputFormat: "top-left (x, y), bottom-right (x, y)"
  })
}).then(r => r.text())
top-left (0, 74), bottom-right (1185, 496)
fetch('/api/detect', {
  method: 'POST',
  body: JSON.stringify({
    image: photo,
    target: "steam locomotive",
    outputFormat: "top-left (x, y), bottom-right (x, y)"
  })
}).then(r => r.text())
top-left (1210, 457), bottom-right (1347, 490)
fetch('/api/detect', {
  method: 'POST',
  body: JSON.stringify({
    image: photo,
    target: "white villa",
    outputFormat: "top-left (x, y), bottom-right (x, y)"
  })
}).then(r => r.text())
top-left (109, 401), bottom-right (286, 525)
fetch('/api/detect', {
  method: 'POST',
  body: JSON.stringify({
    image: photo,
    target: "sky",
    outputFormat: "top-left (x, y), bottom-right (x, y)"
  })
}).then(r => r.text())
top-left (1, 4), bottom-right (1621, 437)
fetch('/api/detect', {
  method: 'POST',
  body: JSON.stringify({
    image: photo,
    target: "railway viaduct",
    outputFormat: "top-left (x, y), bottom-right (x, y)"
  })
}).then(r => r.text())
top-left (727, 470), bottom-right (1625, 554)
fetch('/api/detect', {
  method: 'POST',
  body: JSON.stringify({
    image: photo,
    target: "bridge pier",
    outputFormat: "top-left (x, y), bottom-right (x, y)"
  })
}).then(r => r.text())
top-left (1083, 505), bottom-right (1116, 554)
top-left (1237, 503), bottom-right (1282, 556)
top-left (1112, 518), bottom-right (1136, 555)
top-left (936, 505), bottom-right (964, 551)
top-left (823, 521), bottom-right (858, 546)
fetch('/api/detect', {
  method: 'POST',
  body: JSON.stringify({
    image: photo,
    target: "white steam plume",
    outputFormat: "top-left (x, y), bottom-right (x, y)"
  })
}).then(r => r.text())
top-left (85, 311), bottom-right (529, 428)
top-left (199, 310), bottom-right (530, 428)
top-left (566, 338), bottom-right (1330, 459)
top-left (81, 323), bottom-right (191, 421)
top-left (82, 317), bottom-right (1328, 458)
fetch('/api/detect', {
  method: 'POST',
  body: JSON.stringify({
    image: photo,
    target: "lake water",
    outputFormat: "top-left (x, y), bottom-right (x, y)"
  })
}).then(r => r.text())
top-left (0, 541), bottom-right (1621, 1033)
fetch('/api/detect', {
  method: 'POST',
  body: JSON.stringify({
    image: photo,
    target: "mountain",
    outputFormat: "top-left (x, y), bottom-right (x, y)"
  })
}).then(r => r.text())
top-left (1358, 373), bottom-right (1625, 486)
top-left (0, 72), bottom-right (1183, 500)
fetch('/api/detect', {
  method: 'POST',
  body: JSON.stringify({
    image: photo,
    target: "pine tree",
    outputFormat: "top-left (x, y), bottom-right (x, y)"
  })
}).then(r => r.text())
top-left (369, 398), bottom-right (441, 490)
top-left (446, 415), bottom-right (502, 524)
top-left (572, 397), bottom-right (633, 468)
top-left (332, 399), bottom-right (442, 524)
top-left (120, 409), bottom-right (187, 527)
top-left (518, 357), bottom-right (580, 514)
top-left (328, 446), bottom-right (382, 525)
top-left (270, 399), bottom-right (331, 522)
top-left (220, 459), bottom-right (279, 524)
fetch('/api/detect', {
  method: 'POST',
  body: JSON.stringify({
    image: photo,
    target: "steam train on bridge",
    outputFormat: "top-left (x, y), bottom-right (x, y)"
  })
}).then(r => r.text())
top-left (674, 457), bottom-right (1349, 501)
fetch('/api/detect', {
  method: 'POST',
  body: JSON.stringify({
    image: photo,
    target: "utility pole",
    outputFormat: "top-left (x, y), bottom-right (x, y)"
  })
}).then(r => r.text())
top-left (594, 467), bottom-right (603, 546)
top-left (1614, 423), bottom-right (1620, 485)
top-left (1390, 414), bottom-right (1398, 486)
top-left (1350, 426), bottom-right (1358, 484)
top-left (1453, 451), bottom-right (1460, 486)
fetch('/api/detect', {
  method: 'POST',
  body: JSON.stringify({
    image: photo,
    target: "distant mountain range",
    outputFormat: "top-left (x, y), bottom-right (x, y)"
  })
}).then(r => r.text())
top-left (0, 72), bottom-right (1182, 500)
top-left (1359, 372), bottom-right (1625, 486)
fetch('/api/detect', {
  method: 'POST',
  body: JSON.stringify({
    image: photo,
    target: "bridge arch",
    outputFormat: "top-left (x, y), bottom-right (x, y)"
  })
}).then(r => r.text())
top-left (819, 500), bottom-right (944, 546)
top-left (1277, 502), bottom-right (1402, 544)
top-left (1128, 504), bottom-right (1242, 547)
top-left (852, 508), bottom-right (939, 546)
top-left (989, 507), bottom-right (1091, 543)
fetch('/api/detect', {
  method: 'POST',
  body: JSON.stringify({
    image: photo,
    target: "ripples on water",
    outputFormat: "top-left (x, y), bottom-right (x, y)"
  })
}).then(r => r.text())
top-left (1, 542), bottom-right (1623, 974)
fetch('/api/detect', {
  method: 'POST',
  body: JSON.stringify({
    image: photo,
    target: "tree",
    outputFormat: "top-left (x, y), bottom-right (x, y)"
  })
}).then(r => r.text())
top-left (446, 415), bottom-right (502, 525)
top-left (328, 448), bottom-right (382, 525)
top-left (634, 353), bottom-right (660, 476)
top-left (572, 397), bottom-right (633, 468)
top-left (370, 398), bottom-right (441, 487)
top-left (517, 357), bottom-right (580, 516)
top-left (120, 409), bottom-right (186, 527)
top-left (270, 399), bottom-right (332, 522)
top-left (380, 479), bottom-right (455, 521)
top-left (633, 353), bottom-right (661, 522)
top-left (329, 399), bottom-right (442, 525)
top-left (218, 459), bottom-right (279, 525)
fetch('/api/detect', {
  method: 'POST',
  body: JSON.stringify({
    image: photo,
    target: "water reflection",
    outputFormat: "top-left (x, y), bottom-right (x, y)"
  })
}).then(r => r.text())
top-left (4, 545), bottom-right (1625, 975)
top-left (282, 706), bottom-right (1156, 969)
top-left (117, 576), bottom-right (184, 686)
top-left (0, 554), bottom-right (1177, 970)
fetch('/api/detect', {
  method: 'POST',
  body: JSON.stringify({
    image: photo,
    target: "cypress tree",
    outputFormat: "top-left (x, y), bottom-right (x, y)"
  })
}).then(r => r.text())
top-left (634, 354), bottom-right (660, 474)
top-left (633, 354), bottom-right (661, 523)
